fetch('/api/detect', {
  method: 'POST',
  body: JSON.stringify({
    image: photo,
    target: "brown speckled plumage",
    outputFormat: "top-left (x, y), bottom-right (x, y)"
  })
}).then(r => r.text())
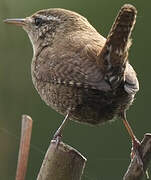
top-left (4, 4), bottom-right (143, 167)
top-left (28, 5), bottom-right (139, 125)
top-left (5, 4), bottom-right (139, 125)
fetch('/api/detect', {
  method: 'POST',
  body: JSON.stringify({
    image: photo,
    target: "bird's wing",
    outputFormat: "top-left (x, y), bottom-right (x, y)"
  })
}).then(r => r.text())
top-left (34, 48), bottom-right (111, 92)
top-left (124, 63), bottom-right (139, 94)
top-left (33, 48), bottom-right (139, 94)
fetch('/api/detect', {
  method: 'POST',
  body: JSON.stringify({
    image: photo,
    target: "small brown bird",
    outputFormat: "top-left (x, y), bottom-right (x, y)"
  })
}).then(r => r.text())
top-left (4, 4), bottom-right (141, 163)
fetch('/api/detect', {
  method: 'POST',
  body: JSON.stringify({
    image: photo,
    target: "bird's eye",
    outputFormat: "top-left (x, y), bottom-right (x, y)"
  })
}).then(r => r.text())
top-left (35, 18), bottom-right (43, 26)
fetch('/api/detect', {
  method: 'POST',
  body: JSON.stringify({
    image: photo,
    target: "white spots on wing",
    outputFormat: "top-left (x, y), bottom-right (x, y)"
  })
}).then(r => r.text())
top-left (49, 75), bottom-right (85, 88)
top-left (76, 82), bottom-right (82, 87)
top-left (69, 81), bottom-right (74, 85)
top-left (61, 80), bottom-right (82, 87)
top-left (57, 79), bottom-right (61, 84)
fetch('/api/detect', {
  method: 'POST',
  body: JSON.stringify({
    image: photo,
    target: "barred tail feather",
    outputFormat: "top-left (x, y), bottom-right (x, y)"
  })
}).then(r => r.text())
top-left (98, 4), bottom-right (137, 89)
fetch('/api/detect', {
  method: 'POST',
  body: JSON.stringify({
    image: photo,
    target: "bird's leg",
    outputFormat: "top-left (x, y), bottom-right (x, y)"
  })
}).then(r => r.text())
top-left (121, 111), bottom-right (143, 168)
top-left (53, 113), bottom-right (70, 144)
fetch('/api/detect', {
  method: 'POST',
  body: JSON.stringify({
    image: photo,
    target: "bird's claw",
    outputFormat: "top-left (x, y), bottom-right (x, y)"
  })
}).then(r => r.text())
top-left (131, 138), bottom-right (143, 170)
top-left (53, 131), bottom-right (62, 148)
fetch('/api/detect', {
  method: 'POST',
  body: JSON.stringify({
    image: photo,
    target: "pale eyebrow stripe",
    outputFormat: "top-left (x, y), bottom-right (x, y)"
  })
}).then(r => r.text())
top-left (38, 14), bottom-right (61, 22)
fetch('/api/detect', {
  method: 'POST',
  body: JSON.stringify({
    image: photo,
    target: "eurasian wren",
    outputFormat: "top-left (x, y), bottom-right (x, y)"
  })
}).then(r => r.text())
top-left (4, 4), bottom-right (141, 164)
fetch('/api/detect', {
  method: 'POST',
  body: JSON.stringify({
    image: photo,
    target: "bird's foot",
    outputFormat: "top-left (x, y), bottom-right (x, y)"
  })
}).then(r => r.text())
top-left (53, 130), bottom-right (62, 148)
top-left (52, 113), bottom-right (70, 148)
top-left (131, 138), bottom-right (143, 169)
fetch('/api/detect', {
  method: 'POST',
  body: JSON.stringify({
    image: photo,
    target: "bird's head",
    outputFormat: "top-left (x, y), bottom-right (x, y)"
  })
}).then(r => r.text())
top-left (4, 8), bottom-right (92, 54)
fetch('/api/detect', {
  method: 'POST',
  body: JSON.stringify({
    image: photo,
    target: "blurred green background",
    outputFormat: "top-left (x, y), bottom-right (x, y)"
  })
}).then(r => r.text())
top-left (0, 0), bottom-right (150, 179)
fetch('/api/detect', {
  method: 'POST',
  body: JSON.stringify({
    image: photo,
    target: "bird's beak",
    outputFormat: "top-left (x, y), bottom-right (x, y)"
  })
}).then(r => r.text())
top-left (3, 18), bottom-right (26, 26)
